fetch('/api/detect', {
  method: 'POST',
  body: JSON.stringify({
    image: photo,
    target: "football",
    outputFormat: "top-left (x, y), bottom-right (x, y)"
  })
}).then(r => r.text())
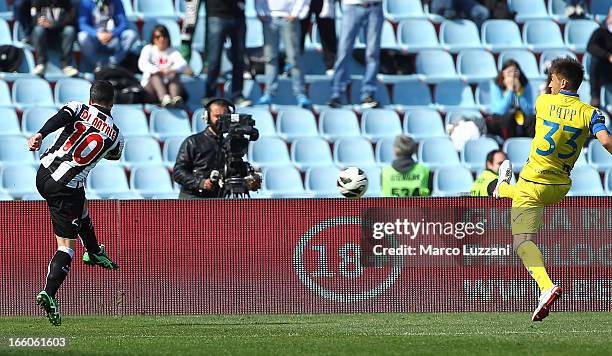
top-left (337, 166), bottom-right (368, 198)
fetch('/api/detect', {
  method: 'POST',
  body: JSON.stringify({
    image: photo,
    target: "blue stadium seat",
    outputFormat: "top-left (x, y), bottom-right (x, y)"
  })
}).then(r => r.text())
top-left (397, 19), bottom-right (439, 52)
top-left (539, 50), bottom-right (577, 75)
top-left (307, 78), bottom-right (334, 106)
top-left (548, 0), bottom-right (569, 23)
top-left (508, 0), bottom-right (550, 22)
top-left (120, 0), bottom-right (138, 21)
top-left (361, 109), bottom-right (402, 141)
top-left (461, 137), bottom-right (500, 171)
top-left (291, 137), bottom-right (333, 171)
top-left (0, 193), bottom-right (12, 200)
top-left (87, 165), bottom-right (130, 198)
top-left (225, 79), bottom-right (262, 105)
top-left (415, 50), bottom-right (458, 83)
top-left (238, 107), bottom-right (276, 137)
top-left (12, 78), bottom-right (55, 108)
top-left (568, 166), bottom-right (605, 196)
top-left (590, 0), bottom-right (612, 22)
top-left (456, 50), bottom-right (498, 82)
top-left (383, 0), bottom-right (425, 21)
top-left (434, 80), bottom-right (477, 110)
top-left (350, 79), bottom-right (391, 106)
top-left (498, 50), bottom-right (541, 79)
top-left (304, 165), bottom-right (343, 197)
top-left (432, 166), bottom-right (474, 196)
top-left (1, 164), bottom-right (37, 198)
top-left (0, 108), bottom-right (20, 136)
top-left (191, 19), bottom-right (206, 53)
top-left (130, 165), bottom-right (174, 198)
top-left (439, 19), bottom-right (482, 52)
top-left (578, 80), bottom-right (591, 104)
top-left (0, 136), bottom-right (35, 164)
top-left (181, 76), bottom-right (207, 111)
top-left (36, 132), bottom-right (58, 161)
top-left (318, 109), bottom-right (361, 141)
top-left (134, 0), bottom-right (178, 19)
top-left (162, 136), bottom-right (187, 168)
top-left (142, 19), bottom-right (181, 45)
top-left (503, 137), bottom-right (533, 173)
top-left (246, 18), bottom-right (264, 48)
top-left (361, 165), bottom-right (383, 197)
top-left (302, 48), bottom-right (328, 75)
top-left (21, 192), bottom-right (45, 200)
top-left (333, 137), bottom-right (376, 167)
top-left (588, 139), bottom-right (612, 171)
top-left (255, 76), bottom-right (297, 105)
top-left (0, 79), bottom-right (10, 107)
top-left (54, 78), bottom-right (91, 106)
top-left (445, 109), bottom-right (484, 128)
top-left (111, 106), bottom-right (150, 137)
top-left (403, 108), bottom-right (446, 140)
top-left (602, 84), bottom-right (612, 113)
top-left (0, 1), bottom-right (11, 21)
top-left (418, 137), bottom-right (460, 169)
top-left (522, 20), bottom-right (566, 52)
top-left (149, 108), bottom-right (191, 140)
top-left (375, 137), bottom-right (395, 166)
top-left (475, 81), bottom-right (492, 111)
top-left (356, 21), bottom-right (397, 50)
top-left (574, 149), bottom-right (588, 167)
top-left (263, 165), bottom-right (306, 198)
top-left (276, 107), bottom-right (318, 141)
top-left (0, 18), bottom-right (11, 45)
top-left (390, 79), bottom-right (433, 110)
top-left (481, 20), bottom-right (524, 52)
top-left (21, 107), bottom-right (57, 137)
top-left (248, 137), bottom-right (291, 167)
top-left (122, 137), bottom-right (163, 168)
top-left (564, 19), bottom-right (599, 53)
top-left (605, 168), bottom-right (612, 195)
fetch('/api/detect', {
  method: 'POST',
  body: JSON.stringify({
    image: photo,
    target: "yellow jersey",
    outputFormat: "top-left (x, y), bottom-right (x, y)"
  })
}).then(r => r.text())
top-left (520, 91), bottom-right (609, 185)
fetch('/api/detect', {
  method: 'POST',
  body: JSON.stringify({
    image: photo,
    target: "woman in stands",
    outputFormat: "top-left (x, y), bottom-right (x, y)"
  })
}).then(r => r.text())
top-left (138, 25), bottom-right (192, 108)
top-left (487, 59), bottom-right (535, 138)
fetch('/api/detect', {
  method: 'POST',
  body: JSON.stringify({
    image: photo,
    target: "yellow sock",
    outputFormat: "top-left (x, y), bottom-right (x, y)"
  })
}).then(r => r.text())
top-left (498, 181), bottom-right (516, 199)
top-left (516, 241), bottom-right (553, 292)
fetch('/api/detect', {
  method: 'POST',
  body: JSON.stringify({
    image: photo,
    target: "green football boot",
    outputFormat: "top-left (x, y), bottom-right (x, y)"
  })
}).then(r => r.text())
top-left (83, 244), bottom-right (119, 270)
top-left (36, 291), bottom-right (61, 326)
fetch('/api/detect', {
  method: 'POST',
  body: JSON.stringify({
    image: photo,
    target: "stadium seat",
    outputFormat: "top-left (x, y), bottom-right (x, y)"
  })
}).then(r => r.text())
top-left (539, 50), bottom-right (577, 75)
top-left (333, 137), bottom-right (376, 167)
top-left (0, 18), bottom-right (10, 45)
top-left (181, 76), bottom-right (207, 111)
top-left (588, 139), bottom-right (612, 171)
top-left (21, 107), bottom-right (57, 137)
top-left (503, 137), bottom-right (533, 173)
top-left (444, 109), bottom-right (484, 128)
top-left (318, 109), bottom-right (361, 141)
top-left (111, 106), bottom-right (150, 138)
top-left (475, 81), bottom-right (492, 111)
top-left (87, 165), bottom-right (130, 198)
top-left (548, 0), bottom-right (569, 23)
top-left (416, 50), bottom-right (458, 83)
top-left (461, 137), bottom-right (500, 171)
top-left (275, 107), bottom-right (318, 141)
top-left (578, 80), bottom-right (591, 104)
top-left (522, 20), bottom-right (566, 52)
top-left (375, 137), bottom-right (395, 165)
top-left (142, 19), bottom-right (181, 45)
top-left (211, 106), bottom-right (274, 138)
top-left (403, 109), bottom-right (446, 140)
top-left (0, 79), bottom-right (10, 107)
top-left (246, 18), bottom-right (264, 48)
top-left (12, 78), bottom-right (55, 108)
top-left (361, 165), bottom-right (383, 197)
top-left (54, 78), bottom-right (91, 106)
top-left (602, 84), bottom-right (612, 113)
top-left (36, 132), bottom-right (58, 161)
top-left (564, 19), bottom-right (599, 53)
top-left (130, 165), bottom-right (174, 198)
top-left (456, 50), bottom-right (498, 82)
top-left (508, 0), bottom-right (550, 22)
top-left (390, 79), bottom-right (433, 110)
top-left (255, 76), bottom-right (297, 105)
top-left (149, 108), bottom-right (191, 140)
top-left (383, 0), bottom-right (425, 21)
top-left (357, 21), bottom-right (397, 50)
top-left (0, 108), bottom-right (20, 136)
top-left (498, 50), bottom-right (541, 79)
top-left (0, 136), bottom-right (35, 164)
top-left (590, 0), bottom-right (612, 22)
top-left (21, 192), bottom-right (44, 200)
top-left (439, 19), bottom-right (482, 52)
top-left (397, 19), bottom-right (439, 52)
top-left (291, 137), bottom-right (333, 171)
top-left (434, 80), bottom-right (477, 111)
top-left (574, 149), bottom-right (588, 167)
top-left (568, 166), bottom-right (605, 196)
top-left (304, 165), bottom-right (342, 197)
top-left (361, 109), bottom-right (402, 141)
top-left (188, 51), bottom-right (204, 75)
top-left (418, 137), bottom-right (460, 169)
top-left (162, 136), bottom-right (187, 168)
top-left (134, 0), bottom-right (177, 19)
top-left (225, 79), bottom-right (263, 105)
top-left (0, 193), bottom-right (12, 200)
top-left (248, 137), bottom-right (291, 167)
top-left (432, 166), bottom-right (474, 196)
top-left (350, 79), bottom-right (391, 106)
top-left (605, 168), bottom-right (612, 195)
top-left (481, 20), bottom-right (524, 52)
top-left (307, 78), bottom-right (334, 106)
top-left (0, 164), bottom-right (37, 198)
top-left (262, 165), bottom-right (306, 198)
top-left (122, 137), bottom-right (164, 168)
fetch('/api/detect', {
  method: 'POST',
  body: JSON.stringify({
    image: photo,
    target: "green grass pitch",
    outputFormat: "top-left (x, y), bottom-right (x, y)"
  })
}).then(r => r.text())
top-left (1, 313), bottom-right (611, 355)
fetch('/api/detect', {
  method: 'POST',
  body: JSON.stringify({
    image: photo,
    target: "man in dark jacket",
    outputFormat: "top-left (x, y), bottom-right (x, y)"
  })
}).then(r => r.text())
top-left (586, 6), bottom-right (612, 107)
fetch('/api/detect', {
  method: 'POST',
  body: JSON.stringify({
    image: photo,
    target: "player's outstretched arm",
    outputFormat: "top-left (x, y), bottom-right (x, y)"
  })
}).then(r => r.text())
top-left (27, 133), bottom-right (43, 151)
top-left (595, 130), bottom-right (612, 154)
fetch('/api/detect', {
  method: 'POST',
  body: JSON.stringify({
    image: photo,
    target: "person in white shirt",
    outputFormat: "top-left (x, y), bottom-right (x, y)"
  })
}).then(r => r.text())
top-left (138, 25), bottom-right (193, 107)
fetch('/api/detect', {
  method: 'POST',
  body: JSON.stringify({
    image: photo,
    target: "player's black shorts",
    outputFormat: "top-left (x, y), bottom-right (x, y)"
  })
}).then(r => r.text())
top-left (36, 167), bottom-right (85, 239)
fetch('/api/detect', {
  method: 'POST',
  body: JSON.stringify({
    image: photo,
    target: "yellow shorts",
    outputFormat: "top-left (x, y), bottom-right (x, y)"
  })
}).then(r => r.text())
top-left (499, 178), bottom-right (570, 235)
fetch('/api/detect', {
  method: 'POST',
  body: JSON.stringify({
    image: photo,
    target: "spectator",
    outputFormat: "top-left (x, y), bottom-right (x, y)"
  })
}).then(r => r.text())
top-left (381, 135), bottom-right (432, 197)
top-left (204, 0), bottom-right (251, 107)
top-left (299, 0), bottom-right (337, 75)
top-left (327, 0), bottom-right (383, 109)
top-left (138, 25), bottom-right (192, 108)
top-left (586, 6), bottom-right (612, 108)
top-left (78, 0), bottom-right (138, 71)
top-left (255, 0), bottom-right (312, 108)
top-left (14, 0), bottom-right (33, 43)
top-left (30, 0), bottom-right (79, 77)
top-left (430, 0), bottom-right (490, 26)
top-left (487, 60), bottom-right (535, 138)
top-left (562, 0), bottom-right (586, 18)
top-left (470, 149), bottom-right (508, 197)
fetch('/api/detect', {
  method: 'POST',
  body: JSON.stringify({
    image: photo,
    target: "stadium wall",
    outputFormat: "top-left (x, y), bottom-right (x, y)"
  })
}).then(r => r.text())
top-left (1, 198), bottom-right (611, 316)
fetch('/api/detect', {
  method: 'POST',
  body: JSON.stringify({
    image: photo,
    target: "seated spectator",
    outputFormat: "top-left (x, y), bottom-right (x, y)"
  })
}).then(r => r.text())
top-left (586, 6), bottom-right (612, 108)
top-left (470, 149), bottom-right (508, 197)
top-left (487, 60), bottom-right (535, 138)
top-left (138, 25), bottom-right (192, 107)
top-left (30, 0), bottom-right (79, 77)
top-left (78, 0), bottom-right (138, 71)
top-left (299, 0), bottom-right (337, 76)
top-left (430, 0), bottom-right (490, 27)
top-left (381, 135), bottom-right (432, 197)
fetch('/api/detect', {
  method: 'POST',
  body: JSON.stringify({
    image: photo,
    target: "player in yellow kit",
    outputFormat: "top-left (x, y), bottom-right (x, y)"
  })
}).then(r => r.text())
top-left (492, 58), bottom-right (612, 321)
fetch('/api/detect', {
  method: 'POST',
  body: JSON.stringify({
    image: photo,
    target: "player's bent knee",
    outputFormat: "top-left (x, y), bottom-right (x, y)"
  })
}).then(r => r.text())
top-left (513, 234), bottom-right (535, 251)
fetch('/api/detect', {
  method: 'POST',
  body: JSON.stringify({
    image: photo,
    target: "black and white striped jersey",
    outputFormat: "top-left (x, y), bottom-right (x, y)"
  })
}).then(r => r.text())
top-left (40, 101), bottom-right (124, 188)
